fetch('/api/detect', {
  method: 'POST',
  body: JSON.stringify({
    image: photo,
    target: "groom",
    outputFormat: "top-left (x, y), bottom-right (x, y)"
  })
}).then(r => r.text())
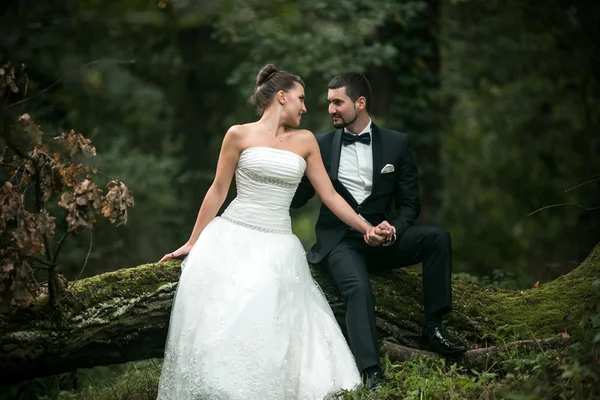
top-left (291, 72), bottom-right (467, 389)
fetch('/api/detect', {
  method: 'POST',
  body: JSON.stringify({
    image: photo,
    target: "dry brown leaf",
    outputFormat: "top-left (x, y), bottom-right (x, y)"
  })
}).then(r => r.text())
top-left (54, 130), bottom-right (96, 156)
top-left (16, 113), bottom-right (43, 146)
top-left (102, 180), bottom-right (135, 225)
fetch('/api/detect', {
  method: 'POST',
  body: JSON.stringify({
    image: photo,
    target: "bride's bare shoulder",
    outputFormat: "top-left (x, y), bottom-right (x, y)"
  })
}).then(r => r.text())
top-left (226, 124), bottom-right (250, 137)
top-left (290, 129), bottom-right (318, 159)
top-left (224, 124), bottom-right (255, 145)
top-left (294, 129), bottom-right (316, 142)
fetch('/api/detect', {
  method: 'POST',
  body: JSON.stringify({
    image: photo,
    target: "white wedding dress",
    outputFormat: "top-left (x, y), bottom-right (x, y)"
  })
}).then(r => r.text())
top-left (157, 147), bottom-right (362, 399)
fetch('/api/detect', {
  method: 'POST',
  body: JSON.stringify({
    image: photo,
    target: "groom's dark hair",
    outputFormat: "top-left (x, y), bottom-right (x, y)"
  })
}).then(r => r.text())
top-left (328, 73), bottom-right (372, 112)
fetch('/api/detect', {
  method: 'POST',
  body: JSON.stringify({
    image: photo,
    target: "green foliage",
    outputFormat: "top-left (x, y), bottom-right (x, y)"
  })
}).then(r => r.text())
top-left (453, 270), bottom-right (521, 290)
top-left (53, 361), bottom-right (162, 400)
top-left (1, 360), bottom-right (162, 400)
top-left (3, 0), bottom-right (440, 282)
top-left (440, 0), bottom-right (600, 277)
top-left (38, 327), bottom-right (598, 400)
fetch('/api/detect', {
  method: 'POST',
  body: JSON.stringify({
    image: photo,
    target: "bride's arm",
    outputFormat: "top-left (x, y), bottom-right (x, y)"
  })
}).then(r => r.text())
top-left (158, 126), bottom-right (243, 262)
top-left (303, 132), bottom-right (372, 235)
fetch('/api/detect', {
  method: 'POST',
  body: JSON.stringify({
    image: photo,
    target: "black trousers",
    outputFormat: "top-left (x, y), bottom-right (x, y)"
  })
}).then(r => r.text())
top-left (319, 225), bottom-right (453, 372)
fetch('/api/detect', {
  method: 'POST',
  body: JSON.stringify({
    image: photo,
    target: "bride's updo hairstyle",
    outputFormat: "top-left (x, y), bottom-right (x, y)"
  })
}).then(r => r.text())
top-left (249, 64), bottom-right (305, 115)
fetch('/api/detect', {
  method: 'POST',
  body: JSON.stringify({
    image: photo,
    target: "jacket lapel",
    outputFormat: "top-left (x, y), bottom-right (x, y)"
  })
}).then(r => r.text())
top-left (369, 123), bottom-right (383, 197)
top-left (329, 128), bottom-right (357, 204)
top-left (330, 129), bottom-right (343, 180)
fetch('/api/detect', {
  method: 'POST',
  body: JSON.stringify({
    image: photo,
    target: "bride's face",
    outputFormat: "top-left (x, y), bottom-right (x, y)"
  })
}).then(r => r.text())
top-left (281, 83), bottom-right (307, 127)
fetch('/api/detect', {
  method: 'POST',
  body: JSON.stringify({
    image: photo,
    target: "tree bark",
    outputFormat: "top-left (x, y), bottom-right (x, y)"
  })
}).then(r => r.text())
top-left (1, 243), bottom-right (598, 387)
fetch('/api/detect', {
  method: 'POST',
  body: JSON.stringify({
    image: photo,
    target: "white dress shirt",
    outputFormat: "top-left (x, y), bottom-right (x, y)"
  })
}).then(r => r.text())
top-left (338, 119), bottom-right (373, 205)
top-left (338, 119), bottom-right (396, 246)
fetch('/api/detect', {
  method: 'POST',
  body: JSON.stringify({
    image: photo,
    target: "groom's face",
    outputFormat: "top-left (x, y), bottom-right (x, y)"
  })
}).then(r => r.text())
top-left (327, 87), bottom-right (357, 129)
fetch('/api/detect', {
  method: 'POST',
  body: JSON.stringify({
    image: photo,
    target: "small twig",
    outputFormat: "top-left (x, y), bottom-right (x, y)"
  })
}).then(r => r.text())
top-left (17, 165), bottom-right (27, 187)
top-left (95, 170), bottom-right (121, 182)
top-left (71, 227), bottom-right (93, 286)
top-left (22, 69), bottom-right (29, 98)
top-left (3, 89), bottom-right (11, 108)
top-left (32, 256), bottom-right (55, 267)
top-left (528, 203), bottom-right (600, 216)
top-left (565, 176), bottom-right (600, 193)
top-left (3, 59), bottom-right (136, 111)
top-left (8, 164), bottom-right (23, 184)
top-left (381, 336), bottom-right (565, 366)
top-left (52, 231), bottom-right (70, 263)
top-left (22, 183), bottom-right (34, 196)
top-left (32, 164), bottom-right (54, 261)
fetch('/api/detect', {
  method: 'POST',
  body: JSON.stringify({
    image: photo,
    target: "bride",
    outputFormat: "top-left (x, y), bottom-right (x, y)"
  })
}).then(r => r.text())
top-left (156, 64), bottom-right (391, 399)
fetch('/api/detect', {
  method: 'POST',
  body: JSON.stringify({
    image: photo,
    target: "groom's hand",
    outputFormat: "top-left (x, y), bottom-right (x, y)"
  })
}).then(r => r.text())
top-left (364, 229), bottom-right (387, 246)
top-left (376, 221), bottom-right (396, 237)
top-left (364, 221), bottom-right (397, 246)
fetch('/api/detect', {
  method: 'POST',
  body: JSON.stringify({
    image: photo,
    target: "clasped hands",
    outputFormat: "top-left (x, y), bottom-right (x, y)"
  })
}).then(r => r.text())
top-left (364, 221), bottom-right (396, 247)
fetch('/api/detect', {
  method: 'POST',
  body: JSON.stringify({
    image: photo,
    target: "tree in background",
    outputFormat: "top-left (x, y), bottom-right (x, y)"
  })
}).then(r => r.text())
top-left (0, 63), bottom-right (134, 310)
top-left (2, 0), bottom-right (434, 277)
top-left (440, 0), bottom-right (600, 280)
top-left (3, 0), bottom-right (595, 286)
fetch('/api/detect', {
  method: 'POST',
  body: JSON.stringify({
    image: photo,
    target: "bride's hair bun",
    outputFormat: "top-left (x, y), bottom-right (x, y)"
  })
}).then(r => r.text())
top-left (256, 64), bottom-right (279, 86)
top-left (249, 64), bottom-right (305, 115)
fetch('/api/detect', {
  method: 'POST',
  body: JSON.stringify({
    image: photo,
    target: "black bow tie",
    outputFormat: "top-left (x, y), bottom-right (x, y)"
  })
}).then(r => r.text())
top-left (342, 131), bottom-right (371, 146)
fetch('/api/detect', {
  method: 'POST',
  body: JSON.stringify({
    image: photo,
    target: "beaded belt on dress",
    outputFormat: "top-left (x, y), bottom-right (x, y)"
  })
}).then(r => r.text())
top-left (220, 215), bottom-right (292, 235)
top-left (237, 167), bottom-right (298, 190)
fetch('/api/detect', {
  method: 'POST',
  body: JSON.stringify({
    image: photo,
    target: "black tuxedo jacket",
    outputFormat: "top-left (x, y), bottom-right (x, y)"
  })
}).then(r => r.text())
top-left (290, 123), bottom-right (421, 264)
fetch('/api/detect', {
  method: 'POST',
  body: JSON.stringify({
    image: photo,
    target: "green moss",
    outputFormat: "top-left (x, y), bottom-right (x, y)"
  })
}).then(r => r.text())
top-left (1, 261), bottom-right (182, 331)
top-left (63, 261), bottom-right (181, 311)
top-left (312, 243), bottom-right (600, 346)
top-left (451, 243), bottom-right (600, 342)
top-left (4, 244), bottom-right (598, 347)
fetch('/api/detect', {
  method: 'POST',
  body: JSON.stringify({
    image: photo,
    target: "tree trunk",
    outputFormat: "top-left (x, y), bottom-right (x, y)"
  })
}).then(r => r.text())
top-left (370, 0), bottom-right (443, 222)
top-left (1, 243), bottom-right (598, 387)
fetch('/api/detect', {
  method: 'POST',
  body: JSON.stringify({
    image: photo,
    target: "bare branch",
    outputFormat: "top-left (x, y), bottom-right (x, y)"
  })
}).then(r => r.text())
top-left (31, 162), bottom-right (54, 262)
top-left (52, 231), bottom-right (70, 263)
top-left (95, 170), bottom-right (121, 182)
top-left (2, 59), bottom-right (136, 111)
top-left (382, 336), bottom-right (565, 368)
top-left (32, 256), bottom-right (55, 268)
top-left (528, 203), bottom-right (600, 216)
top-left (22, 68), bottom-right (29, 98)
top-left (71, 228), bottom-right (93, 285)
top-left (565, 176), bottom-right (600, 193)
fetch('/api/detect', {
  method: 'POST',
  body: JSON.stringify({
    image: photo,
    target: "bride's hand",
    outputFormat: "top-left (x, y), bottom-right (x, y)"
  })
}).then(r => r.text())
top-left (158, 243), bottom-right (193, 262)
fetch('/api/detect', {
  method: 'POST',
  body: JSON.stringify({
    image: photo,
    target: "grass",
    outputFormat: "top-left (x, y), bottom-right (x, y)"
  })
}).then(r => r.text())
top-left (10, 322), bottom-right (596, 400)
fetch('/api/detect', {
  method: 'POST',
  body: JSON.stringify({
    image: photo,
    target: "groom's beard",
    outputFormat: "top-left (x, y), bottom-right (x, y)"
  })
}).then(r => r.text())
top-left (332, 108), bottom-right (358, 129)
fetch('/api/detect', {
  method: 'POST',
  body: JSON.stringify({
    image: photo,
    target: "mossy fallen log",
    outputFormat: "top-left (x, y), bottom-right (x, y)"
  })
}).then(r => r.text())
top-left (1, 243), bottom-right (598, 386)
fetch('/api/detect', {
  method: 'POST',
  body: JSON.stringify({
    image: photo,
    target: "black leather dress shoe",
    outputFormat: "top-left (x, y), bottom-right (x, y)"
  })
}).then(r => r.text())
top-left (363, 371), bottom-right (383, 392)
top-left (421, 327), bottom-right (468, 356)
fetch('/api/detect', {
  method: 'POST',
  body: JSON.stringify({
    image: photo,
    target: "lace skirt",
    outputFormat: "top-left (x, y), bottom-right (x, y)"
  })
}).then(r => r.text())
top-left (157, 217), bottom-right (361, 400)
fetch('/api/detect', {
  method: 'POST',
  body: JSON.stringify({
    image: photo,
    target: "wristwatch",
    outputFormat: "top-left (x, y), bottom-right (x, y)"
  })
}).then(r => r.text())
top-left (382, 233), bottom-right (397, 247)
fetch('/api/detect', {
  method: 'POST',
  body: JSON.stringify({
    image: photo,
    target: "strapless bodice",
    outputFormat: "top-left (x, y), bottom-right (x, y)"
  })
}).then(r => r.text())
top-left (221, 147), bottom-right (306, 234)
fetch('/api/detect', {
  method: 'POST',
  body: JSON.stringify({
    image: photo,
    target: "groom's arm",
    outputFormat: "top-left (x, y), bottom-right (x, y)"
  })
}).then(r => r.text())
top-left (391, 135), bottom-right (421, 237)
top-left (291, 175), bottom-right (316, 209)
